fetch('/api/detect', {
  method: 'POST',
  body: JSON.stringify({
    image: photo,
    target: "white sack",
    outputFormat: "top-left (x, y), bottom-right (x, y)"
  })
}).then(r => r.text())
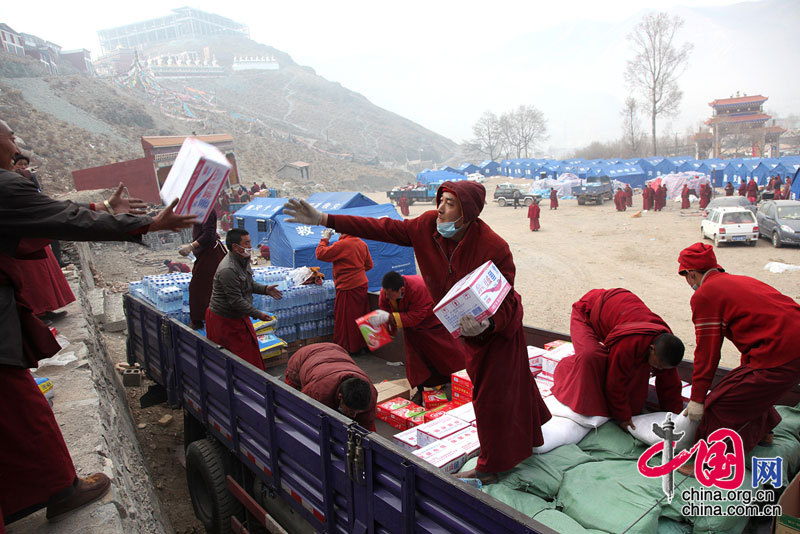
top-left (544, 395), bottom-right (610, 429)
top-left (628, 411), bottom-right (697, 452)
top-left (532, 416), bottom-right (591, 454)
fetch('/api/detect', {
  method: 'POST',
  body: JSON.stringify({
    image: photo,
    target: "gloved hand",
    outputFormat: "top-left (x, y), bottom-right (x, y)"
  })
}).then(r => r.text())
top-left (321, 228), bottom-right (334, 240)
top-left (178, 243), bottom-right (194, 257)
top-left (284, 198), bottom-right (324, 225)
top-left (683, 400), bottom-right (704, 422)
top-left (368, 310), bottom-right (390, 328)
top-left (459, 314), bottom-right (490, 337)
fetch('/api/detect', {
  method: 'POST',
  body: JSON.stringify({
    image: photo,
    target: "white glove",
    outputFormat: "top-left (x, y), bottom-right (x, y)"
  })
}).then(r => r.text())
top-left (459, 314), bottom-right (490, 337)
top-left (683, 400), bottom-right (704, 422)
top-left (178, 243), bottom-right (194, 257)
top-left (284, 198), bottom-right (323, 225)
top-left (368, 309), bottom-right (390, 328)
top-left (321, 228), bottom-right (334, 240)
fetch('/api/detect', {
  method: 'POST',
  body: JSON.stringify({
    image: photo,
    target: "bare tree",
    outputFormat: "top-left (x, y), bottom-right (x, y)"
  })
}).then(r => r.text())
top-left (625, 12), bottom-right (692, 156)
top-left (496, 105), bottom-right (549, 158)
top-left (470, 111), bottom-right (503, 160)
top-left (620, 97), bottom-right (642, 156)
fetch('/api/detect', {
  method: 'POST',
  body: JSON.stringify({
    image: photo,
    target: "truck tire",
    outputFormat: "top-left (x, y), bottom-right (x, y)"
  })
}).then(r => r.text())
top-left (498, 198), bottom-right (507, 207)
top-left (713, 234), bottom-right (721, 247)
top-left (524, 197), bottom-right (533, 207)
top-left (772, 232), bottom-right (782, 248)
top-left (408, 199), bottom-right (414, 206)
top-left (596, 196), bottom-right (604, 205)
top-left (577, 198), bottom-right (586, 206)
top-left (186, 438), bottom-right (242, 534)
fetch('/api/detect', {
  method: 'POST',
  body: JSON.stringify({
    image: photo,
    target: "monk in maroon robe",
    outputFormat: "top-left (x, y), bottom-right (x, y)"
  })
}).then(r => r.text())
top-left (398, 195), bottom-right (410, 217)
top-left (17, 244), bottom-right (75, 317)
top-left (737, 181), bottom-right (746, 196)
top-left (528, 201), bottom-right (540, 231)
top-left (655, 185), bottom-right (667, 211)
top-left (284, 181), bottom-right (550, 482)
top-left (783, 178), bottom-right (793, 200)
top-left (614, 188), bottom-right (626, 211)
top-left (697, 183), bottom-right (709, 209)
top-left (680, 184), bottom-right (690, 209)
top-left (746, 178), bottom-right (758, 204)
top-left (549, 188), bottom-right (559, 209)
top-left (677, 243), bottom-right (800, 474)
top-left (642, 185), bottom-right (654, 211)
top-left (316, 231), bottom-right (373, 353)
top-left (180, 209), bottom-right (226, 329)
top-left (724, 182), bottom-right (734, 196)
top-left (552, 288), bottom-right (684, 428)
top-left (374, 272), bottom-right (466, 388)
top-left (624, 184), bottom-right (633, 207)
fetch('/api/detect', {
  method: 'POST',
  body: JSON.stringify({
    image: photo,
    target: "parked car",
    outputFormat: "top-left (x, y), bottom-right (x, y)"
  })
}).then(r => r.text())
top-left (701, 196), bottom-right (756, 218)
top-left (700, 207), bottom-right (759, 247)
top-left (493, 184), bottom-right (539, 207)
top-left (756, 200), bottom-right (800, 248)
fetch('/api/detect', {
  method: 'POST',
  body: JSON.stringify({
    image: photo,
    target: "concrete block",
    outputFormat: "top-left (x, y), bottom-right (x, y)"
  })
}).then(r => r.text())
top-left (88, 288), bottom-right (105, 322)
top-left (122, 369), bottom-right (142, 387)
top-left (103, 291), bottom-right (126, 332)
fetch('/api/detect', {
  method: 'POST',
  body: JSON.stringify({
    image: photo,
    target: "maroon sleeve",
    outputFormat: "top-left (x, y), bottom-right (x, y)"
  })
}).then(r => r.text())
top-left (355, 386), bottom-right (378, 431)
top-left (396, 280), bottom-right (433, 329)
top-left (284, 351), bottom-right (305, 390)
top-left (327, 214), bottom-right (415, 247)
top-left (605, 336), bottom-right (651, 422)
top-left (315, 238), bottom-right (342, 262)
top-left (194, 212), bottom-right (218, 252)
top-left (689, 291), bottom-right (725, 403)
top-left (654, 368), bottom-right (683, 414)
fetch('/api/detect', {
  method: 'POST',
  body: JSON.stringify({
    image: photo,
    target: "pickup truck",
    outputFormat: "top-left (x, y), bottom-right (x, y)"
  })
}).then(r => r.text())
top-left (493, 184), bottom-right (539, 207)
top-left (387, 182), bottom-right (442, 205)
top-left (125, 294), bottom-right (799, 533)
top-left (572, 176), bottom-right (613, 205)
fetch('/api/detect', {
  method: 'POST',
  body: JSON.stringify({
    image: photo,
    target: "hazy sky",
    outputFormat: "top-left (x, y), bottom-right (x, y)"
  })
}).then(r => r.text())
top-left (2, 0), bottom-right (797, 154)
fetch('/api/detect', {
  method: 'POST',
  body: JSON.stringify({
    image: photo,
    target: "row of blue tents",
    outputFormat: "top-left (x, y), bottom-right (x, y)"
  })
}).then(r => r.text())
top-left (420, 156), bottom-right (800, 191)
top-left (233, 192), bottom-right (416, 291)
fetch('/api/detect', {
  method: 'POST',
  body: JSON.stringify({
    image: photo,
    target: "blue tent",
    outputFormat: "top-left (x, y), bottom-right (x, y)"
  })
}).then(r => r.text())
top-left (733, 160), bottom-right (759, 183)
top-left (792, 167), bottom-right (800, 199)
top-left (561, 158), bottom-right (584, 165)
top-left (417, 170), bottom-right (465, 184)
top-left (573, 163), bottom-right (592, 178)
top-left (233, 197), bottom-right (289, 246)
top-left (522, 160), bottom-right (539, 178)
top-left (605, 163), bottom-right (646, 188)
top-left (499, 159), bottom-right (514, 176)
top-left (438, 165), bottom-right (460, 174)
top-left (268, 204), bottom-right (416, 291)
top-left (702, 159), bottom-right (728, 186)
top-left (458, 162), bottom-right (480, 175)
top-left (722, 160), bottom-right (743, 185)
top-left (653, 159), bottom-right (678, 176)
top-left (539, 161), bottom-right (560, 179)
top-left (774, 160), bottom-right (800, 181)
top-left (636, 159), bottom-right (657, 179)
top-left (478, 160), bottom-right (500, 176)
top-left (667, 156), bottom-right (695, 166)
top-left (306, 192), bottom-right (376, 210)
top-left (751, 159), bottom-right (779, 185)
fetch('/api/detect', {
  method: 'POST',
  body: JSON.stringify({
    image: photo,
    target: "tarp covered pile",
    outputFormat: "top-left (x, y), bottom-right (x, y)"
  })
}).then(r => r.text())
top-left (648, 173), bottom-right (711, 201)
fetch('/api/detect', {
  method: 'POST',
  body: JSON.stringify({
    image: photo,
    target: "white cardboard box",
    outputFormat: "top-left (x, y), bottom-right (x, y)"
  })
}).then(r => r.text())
top-left (416, 415), bottom-right (470, 448)
top-left (527, 346), bottom-right (547, 370)
top-left (433, 261), bottom-right (511, 337)
top-left (393, 428), bottom-right (420, 452)
top-left (540, 342), bottom-right (575, 379)
top-left (413, 440), bottom-right (468, 474)
top-left (444, 426), bottom-right (481, 459)
top-left (447, 402), bottom-right (476, 424)
top-left (535, 376), bottom-right (554, 398)
top-left (160, 138), bottom-right (232, 223)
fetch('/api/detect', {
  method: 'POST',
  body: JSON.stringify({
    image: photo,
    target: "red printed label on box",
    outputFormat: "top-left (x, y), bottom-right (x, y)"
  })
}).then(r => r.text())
top-left (393, 428), bottom-right (419, 451)
top-left (417, 415), bottom-right (470, 447)
top-left (356, 311), bottom-right (393, 351)
top-left (377, 397), bottom-right (410, 422)
top-left (423, 390), bottom-right (448, 410)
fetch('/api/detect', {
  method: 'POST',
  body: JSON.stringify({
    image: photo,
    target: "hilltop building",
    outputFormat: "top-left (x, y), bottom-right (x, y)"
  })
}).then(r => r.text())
top-left (277, 162), bottom-right (311, 181)
top-left (698, 93), bottom-right (785, 158)
top-left (0, 23), bottom-right (24, 56)
top-left (97, 8), bottom-right (249, 54)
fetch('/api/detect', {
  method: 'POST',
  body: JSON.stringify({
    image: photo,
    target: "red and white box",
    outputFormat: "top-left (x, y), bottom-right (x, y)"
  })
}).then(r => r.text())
top-left (356, 311), bottom-right (393, 351)
top-left (540, 342), bottom-right (574, 379)
top-left (160, 138), bottom-right (231, 224)
top-left (393, 428), bottom-right (420, 452)
top-left (451, 390), bottom-right (472, 407)
top-left (447, 402), bottom-right (476, 425)
top-left (544, 339), bottom-right (568, 351)
top-left (535, 375), bottom-right (554, 398)
top-left (416, 415), bottom-right (470, 448)
top-left (377, 397), bottom-right (410, 423)
top-left (528, 346), bottom-right (547, 373)
top-left (422, 390), bottom-right (449, 410)
top-left (423, 402), bottom-right (456, 422)
top-left (444, 426), bottom-right (481, 459)
top-left (413, 440), bottom-right (467, 474)
top-left (389, 402), bottom-right (425, 430)
top-left (451, 369), bottom-right (473, 396)
top-left (433, 261), bottom-right (511, 337)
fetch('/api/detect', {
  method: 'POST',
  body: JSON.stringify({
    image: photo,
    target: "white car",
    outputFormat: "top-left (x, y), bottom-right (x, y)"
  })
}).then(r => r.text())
top-left (700, 207), bottom-right (759, 247)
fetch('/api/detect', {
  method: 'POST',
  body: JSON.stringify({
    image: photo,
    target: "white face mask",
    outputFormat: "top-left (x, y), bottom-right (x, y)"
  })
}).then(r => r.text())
top-left (691, 283), bottom-right (700, 291)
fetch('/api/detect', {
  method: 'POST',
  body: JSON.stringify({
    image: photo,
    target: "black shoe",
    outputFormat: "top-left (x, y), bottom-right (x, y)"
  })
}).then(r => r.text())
top-left (39, 310), bottom-right (67, 321)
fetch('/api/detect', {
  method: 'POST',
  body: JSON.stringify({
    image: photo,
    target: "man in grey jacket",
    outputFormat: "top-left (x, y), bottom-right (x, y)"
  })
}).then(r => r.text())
top-left (207, 228), bottom-right (282, 370)
top-left (0, 119), bottom-right (196, 528)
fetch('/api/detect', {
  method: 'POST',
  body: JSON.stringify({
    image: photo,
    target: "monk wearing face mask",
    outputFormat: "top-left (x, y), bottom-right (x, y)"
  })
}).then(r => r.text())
top-left (284, 181), bottom-right (551, 483)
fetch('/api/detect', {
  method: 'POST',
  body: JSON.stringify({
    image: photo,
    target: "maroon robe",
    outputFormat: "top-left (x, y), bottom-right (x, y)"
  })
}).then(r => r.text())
top-left (327, 180), bottom-right (550, 473)
top-left (527, 203), bottom-right (540, 231)
top-left (189, 210), bottom-right (226, 324)
top-left (654, 186), bottom-right (667, 211)
top-left (724, 183), bottom-right (734, 196)
top-left (549, 189), bottom-right (558, 209)
top-left (552, 288), bottom-right (682, 422)
top-left (333, 285), bottom-right (370, 352)
top-left (285, 343), bottom-right (378, 431)
top-left (737, 182), bottom-right (746, 196)
top-left (698, 184), bottom-right (711, 209)
top-left (688, 270), bottom-right (800, 452)
top-left (398, 196), bottom-right (410, 217)
top-left (17, 245), bottom-right (75, 315)
top-left (205, 308), bottom-right (264, 370)
top-left (746, 179), bottom-right (758, 200)
top-left (784, 179), bottom-right (793, 200)
top-left (379, 275), bottom-right (466, 388)
top-left (680, 185), bottom-right (690, 209)
top-left (642, 186), bottom-right (653, 210)
top-left (624, 185), bottom-right (633, 207)
top-left (614, 190), bottom-right (626, 211)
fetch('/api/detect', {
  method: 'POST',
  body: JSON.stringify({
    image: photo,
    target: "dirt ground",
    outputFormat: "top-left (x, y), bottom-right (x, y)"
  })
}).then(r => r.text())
top-left (88, 181), bottom-right (799, 530)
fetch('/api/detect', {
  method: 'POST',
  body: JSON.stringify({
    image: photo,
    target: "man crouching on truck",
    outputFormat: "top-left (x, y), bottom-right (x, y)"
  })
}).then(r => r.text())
top-left (284, 181), bottom-right (551, 484)
top-left (206, 228), bottom-right (282, 371)
top-left (285, 343), bottom-right (378, 431)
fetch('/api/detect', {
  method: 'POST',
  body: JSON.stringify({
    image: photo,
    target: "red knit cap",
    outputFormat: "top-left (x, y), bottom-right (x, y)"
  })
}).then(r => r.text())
top-left (677, 242), bottom-right (724, 275)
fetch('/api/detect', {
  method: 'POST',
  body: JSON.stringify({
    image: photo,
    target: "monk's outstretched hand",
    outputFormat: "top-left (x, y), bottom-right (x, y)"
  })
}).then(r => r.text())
top-left (459, 315), bottom-right (490, 337)
top-left (284, 198), bottom-right (323, 225)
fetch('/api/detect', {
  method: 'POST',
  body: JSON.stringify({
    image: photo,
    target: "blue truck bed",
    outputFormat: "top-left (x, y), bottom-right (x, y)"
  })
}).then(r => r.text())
top-left (124, 293), bottom-right (555, 533)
